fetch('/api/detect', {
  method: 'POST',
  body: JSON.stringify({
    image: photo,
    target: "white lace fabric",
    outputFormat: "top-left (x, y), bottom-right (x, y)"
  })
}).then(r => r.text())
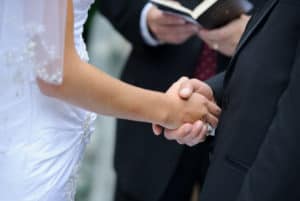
top-left (0, 0), bottom-right (67, 85)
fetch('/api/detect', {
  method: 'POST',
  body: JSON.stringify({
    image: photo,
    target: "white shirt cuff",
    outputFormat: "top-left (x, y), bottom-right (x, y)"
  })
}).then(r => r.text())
top-left (140, 3), bottom-right (161, 46)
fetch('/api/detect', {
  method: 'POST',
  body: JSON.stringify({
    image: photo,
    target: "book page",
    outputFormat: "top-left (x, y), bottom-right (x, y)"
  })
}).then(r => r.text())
top-left (151, 0), bottom-right (193, 15)
top-left (191, 0), bottom-right (218, 19)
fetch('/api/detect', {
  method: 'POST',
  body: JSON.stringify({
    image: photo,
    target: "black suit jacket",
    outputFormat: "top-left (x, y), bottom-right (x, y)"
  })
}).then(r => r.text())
top-left (97, 1), bottom-right (257, 201)
top-left (203, 0), bottom-right (300, 200)
top-left (98, 1), bottom-right (211, 201)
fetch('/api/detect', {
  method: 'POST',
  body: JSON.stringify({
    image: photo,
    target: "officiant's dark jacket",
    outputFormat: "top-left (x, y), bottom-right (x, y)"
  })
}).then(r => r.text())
top-left (202, 0), bottom-right (300, 200)
top-left (97, 0), bottom-right (261, 201)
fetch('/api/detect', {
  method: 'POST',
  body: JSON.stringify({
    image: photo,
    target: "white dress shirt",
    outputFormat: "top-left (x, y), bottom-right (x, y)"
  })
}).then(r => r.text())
top-left (140, 3), bottom-right (161, 46)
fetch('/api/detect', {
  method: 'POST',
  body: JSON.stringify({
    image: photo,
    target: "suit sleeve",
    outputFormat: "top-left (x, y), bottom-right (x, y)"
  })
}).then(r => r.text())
top-left (236, 41), bottom-right (300, 201)
top-left (206, 72), bottom-right (225, 105)
top-left (97, 0), bottom-right (148, 46)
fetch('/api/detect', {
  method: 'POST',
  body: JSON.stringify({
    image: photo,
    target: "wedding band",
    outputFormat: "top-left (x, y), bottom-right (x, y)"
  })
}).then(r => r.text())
top-left (212, 43), bottom-right (219, 50)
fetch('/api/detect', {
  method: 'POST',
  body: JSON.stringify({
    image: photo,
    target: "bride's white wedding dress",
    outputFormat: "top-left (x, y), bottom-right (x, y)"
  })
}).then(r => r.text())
top-left (0, 0), bottom-right (96, 200)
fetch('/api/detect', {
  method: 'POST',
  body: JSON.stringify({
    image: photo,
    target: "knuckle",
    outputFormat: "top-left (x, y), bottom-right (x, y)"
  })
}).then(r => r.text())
top-left (187, 143), bottom-right (194, 147)
top-left (180, 76), bottom-right (189, 82)
top-left (202, 105), bottom-right (209, 114)
top-left (202, 113), bottom-right (208, 122)
top-left (203, 99), bottom-right (209, 107)
top-left (197, 135), bottom-right (206, 143)
top-left (178, 130), bottom-right (189, 139)
top-left (199, 138), bottom-right (206, 143)
top-left (190, 78), bottom-right (199, 83)
top-left (164, 132), bottom-right (173, 140)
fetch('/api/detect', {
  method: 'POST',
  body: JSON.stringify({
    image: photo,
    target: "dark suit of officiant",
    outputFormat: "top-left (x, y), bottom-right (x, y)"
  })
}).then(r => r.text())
top-left (201, 0), bottom-right (300, 200)
top-left (97, 0), bottom-right (259, 201)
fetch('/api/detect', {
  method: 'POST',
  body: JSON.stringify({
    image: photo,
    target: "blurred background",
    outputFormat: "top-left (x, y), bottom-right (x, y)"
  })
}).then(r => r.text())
top-left (75, 4), bottom-right (132, 201)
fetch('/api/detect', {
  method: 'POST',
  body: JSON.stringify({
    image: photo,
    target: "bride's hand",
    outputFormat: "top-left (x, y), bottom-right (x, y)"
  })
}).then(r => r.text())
top-left (160, 77), bottom-right (221, 131)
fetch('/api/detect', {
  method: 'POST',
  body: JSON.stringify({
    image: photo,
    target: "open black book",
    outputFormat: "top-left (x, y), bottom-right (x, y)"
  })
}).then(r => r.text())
top-left (150, 0), bottom-right (253, 29)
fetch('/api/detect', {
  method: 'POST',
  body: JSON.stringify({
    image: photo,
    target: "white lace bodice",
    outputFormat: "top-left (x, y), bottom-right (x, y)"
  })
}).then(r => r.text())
top-left (0, 1), bottom-right (96, 201)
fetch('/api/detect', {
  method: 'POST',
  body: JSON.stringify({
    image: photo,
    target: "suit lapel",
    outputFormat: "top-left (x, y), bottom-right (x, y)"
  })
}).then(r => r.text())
top-left (224, 0), bottom-right (279, 84)
top-left (234, 0), bottom-right (279, 54)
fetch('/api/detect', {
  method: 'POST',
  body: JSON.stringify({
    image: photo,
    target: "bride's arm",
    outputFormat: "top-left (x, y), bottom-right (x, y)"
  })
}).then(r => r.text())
top-left (38, 0), bottom-right (220, 129)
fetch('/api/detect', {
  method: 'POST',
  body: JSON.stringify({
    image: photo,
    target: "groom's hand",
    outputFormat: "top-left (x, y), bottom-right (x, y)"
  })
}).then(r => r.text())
top-left (153, 77), bottom-right (221, 146)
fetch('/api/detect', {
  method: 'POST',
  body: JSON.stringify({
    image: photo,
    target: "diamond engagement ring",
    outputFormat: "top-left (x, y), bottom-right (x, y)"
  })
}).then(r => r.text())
top-left (206, 123), bottom-right (215, 136)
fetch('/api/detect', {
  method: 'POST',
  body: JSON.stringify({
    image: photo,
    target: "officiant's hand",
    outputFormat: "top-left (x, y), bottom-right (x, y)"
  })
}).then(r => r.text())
top-left (198, 14), bottom-right (250, 56)
top-left (153, 78), bottom-right (220, 146)
top-left (147, 5), bottom-right (199, 44)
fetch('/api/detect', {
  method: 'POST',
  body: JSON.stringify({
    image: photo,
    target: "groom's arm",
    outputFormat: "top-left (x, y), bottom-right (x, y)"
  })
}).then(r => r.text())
top-left (235, 48), bottom-right (300, 201)
top-left (206, 72), bottom-right (225, 105)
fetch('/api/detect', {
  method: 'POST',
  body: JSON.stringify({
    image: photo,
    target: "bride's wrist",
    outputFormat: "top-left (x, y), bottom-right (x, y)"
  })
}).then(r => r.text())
top-left (158, 93), bottom-right (182, 129)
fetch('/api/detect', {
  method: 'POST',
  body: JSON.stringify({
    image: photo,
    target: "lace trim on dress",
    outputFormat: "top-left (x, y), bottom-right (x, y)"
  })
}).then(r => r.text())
top-left (64, 112), bottom-right (97, 201)
top-left (0, 22), bottom-right (63, 85)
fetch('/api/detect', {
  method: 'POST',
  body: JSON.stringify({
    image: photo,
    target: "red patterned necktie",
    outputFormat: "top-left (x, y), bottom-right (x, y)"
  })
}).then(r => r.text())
top-left (194, 43), bottom-right (217, 80)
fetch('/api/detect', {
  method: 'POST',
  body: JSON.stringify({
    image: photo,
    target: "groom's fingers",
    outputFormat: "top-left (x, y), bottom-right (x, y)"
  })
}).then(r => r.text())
top-left (188, 123), bottom-right (208, 146)
top-left (207, 100), bottom-right (222, 117)
top-left (152, 124), bottom-right (163, 136)
top-left (181, 120), bottom-right (206, 146)
top-left (190, 79), bottom-right (214, 101)
top-left (205, 113), bottom-right (219, 128)
top-left (178, 77), bottom-right (221, 118)
top-left (164, 123), bottom-right (192, 140)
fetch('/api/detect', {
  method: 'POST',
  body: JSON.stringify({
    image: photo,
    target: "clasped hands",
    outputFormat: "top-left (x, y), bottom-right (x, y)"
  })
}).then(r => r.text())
top-left (153, 77), bottom-right (221, 146)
